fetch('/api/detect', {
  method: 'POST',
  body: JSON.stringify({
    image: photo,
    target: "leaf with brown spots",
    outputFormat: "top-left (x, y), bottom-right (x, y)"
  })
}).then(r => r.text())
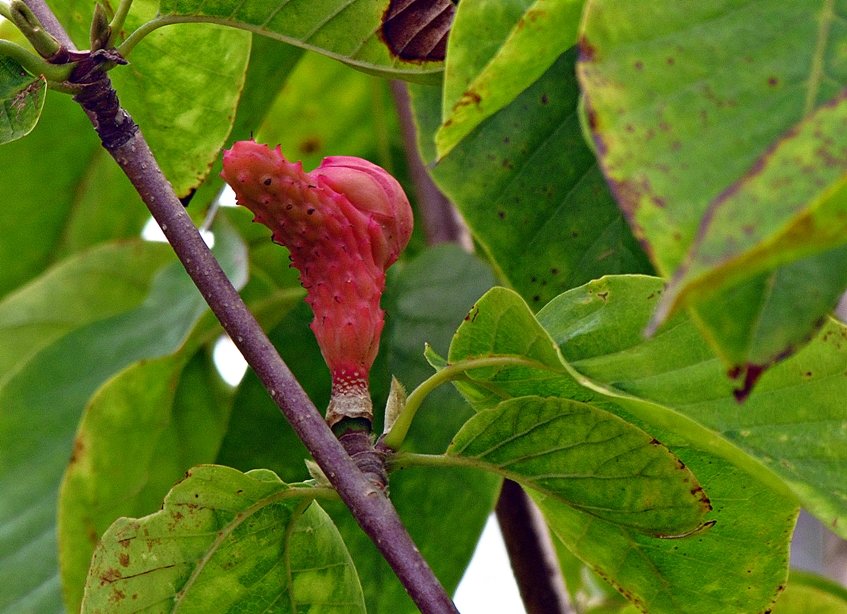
top-left (413, 49), bottom-right (652, 308)
top-left (436, 0), bottom-right (584, 158)
top-left (579, 0), bottom-right (847, 386)
top-left (0, 56), bottom-right (46, 144)
top-left (537, 275), bottom-right (847, 540)
top-left (81, 466), bottom-right (364, 614)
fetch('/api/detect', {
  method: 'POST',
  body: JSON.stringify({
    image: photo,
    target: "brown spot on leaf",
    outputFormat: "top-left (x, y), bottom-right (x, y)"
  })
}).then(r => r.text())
top-left (634, 60), bottom-right (644, 70)
top-left (100, 568), bottom-right (122, 586)
top-left (768, 76), bottom-right (779, 86)
top-left (578, 35), bottom-right (597, 62)
top-left (381, 0), bottom-right (455, 62)
top-left (298, 136), bottom-right (322, 154)
top-left (540, 93), bottom-right (549, 105)
top-left (109, 589), bottom-right (126, 604)
top-left (732, 364), bottom-right (765, 402)
top-left (119, 553), bottom-right (130, 567)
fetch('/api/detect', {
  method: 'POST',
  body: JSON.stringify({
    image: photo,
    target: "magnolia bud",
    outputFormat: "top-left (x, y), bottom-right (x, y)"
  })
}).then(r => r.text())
top-left (221, 141), bottom-right (413, 428)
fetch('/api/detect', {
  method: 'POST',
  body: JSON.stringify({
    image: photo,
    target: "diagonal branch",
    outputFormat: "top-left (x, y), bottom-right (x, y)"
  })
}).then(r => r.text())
top-left (25, 2), bottom-right (456, 612)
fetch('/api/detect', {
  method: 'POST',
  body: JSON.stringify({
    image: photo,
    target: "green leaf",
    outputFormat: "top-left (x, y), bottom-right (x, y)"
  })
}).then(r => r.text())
top-left (81, 465), bottom-right (363, 613)
top-left (0, 224), bottom-right (247, 612)
top-left (58, 351), bottom-right (233, 611)
top-left (774, 571), bottom-right (847, 613)
top-left (448, 395), bottom-right (711, 536)
top-left (536, 274), bottom-right (847, 537)
top-left (0, 91), bottom-right (150, 298)
top-left (187, 35), bottom-right (305, 210)
top-left (112, 0), bottom-right (251, 197)
top-left (157, 0), bottom-right (449, 83)
top-left (436, 0), bottom-right (582, 158)
top-left (537, 445), bottom-right (797, 613)
top-left (257, 51), bottom-right (400, 173)
top-left (0, 241), bottom-right (172, 376)
top-left (658, 93), bottom-right (847, 322)
top-left (414, 48), bottom-right (651, 309)
top-left (0, 55), bottom-right (45, 144)
top-left (446, 286), bottom-right (590, 407)
top-left (578, 1), bottom-right (847, 376)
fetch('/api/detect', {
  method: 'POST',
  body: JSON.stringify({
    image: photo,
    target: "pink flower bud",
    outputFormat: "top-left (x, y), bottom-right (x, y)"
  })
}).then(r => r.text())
top-left (221, 141), bottom-right (413, 427)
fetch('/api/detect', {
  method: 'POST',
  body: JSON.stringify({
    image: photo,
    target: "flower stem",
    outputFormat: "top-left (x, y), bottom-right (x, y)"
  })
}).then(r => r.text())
top-left (382, 355), bottom-right (543, 450)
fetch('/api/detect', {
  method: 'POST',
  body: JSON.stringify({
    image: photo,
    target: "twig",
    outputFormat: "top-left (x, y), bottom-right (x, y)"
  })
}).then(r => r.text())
top-left (390, 80), bottom-right (472, 248)
top-left (496, 481), bottom-right (573, 614)
top-left (392, 79), bottom-right (573, 614)
top-left (29, 3), bottom-right (457, 611)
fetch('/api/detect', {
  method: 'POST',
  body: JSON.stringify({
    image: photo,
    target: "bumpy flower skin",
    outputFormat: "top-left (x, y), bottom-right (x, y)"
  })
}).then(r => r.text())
top-left (221, 141), bottom-right (413, 427)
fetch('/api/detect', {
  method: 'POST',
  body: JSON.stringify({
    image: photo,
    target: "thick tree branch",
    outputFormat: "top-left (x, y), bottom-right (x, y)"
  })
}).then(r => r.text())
top-left (27, 3), bottom-right (456, 610)
top-left (392, 80), bottom-right (572, 613)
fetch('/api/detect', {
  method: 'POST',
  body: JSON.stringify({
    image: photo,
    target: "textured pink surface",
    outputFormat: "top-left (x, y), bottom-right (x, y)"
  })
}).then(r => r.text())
top-left (221, 141), bottom-right (412, 420)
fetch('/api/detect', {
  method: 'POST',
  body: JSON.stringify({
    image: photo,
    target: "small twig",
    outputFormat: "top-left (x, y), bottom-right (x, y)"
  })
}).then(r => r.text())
top-left (390, 80), bottom-right (472, 248)
top-left (22, 0), bottom-right (75, 50)
top-left (496, 480), bottom-right (573, 614)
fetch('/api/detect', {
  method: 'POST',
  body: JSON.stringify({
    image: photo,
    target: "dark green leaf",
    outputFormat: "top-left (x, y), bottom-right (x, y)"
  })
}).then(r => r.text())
top-left (0, 56), bottom-right (45, 144)
top-left (413, 48), bottom-right (651, 308)
top-left (448, 395), bottom-right (711, 536)
top-left (437, 0), bottom-right (582, 157)
top-left (81, 466), bottom-right (363, 613)
top-left (257, 51), bottom-right (400, 173)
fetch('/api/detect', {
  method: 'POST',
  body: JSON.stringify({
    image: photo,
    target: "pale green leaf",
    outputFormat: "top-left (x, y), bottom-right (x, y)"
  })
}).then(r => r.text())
top-left (0, 223), bottom-right (247, 612)
top-left (537, 445), bottom-right (797, 613)
top-left (0, 241), bottom-right (171, 376)
top-left (448, 395), bottom-right (712, 536)
top-left (158, 0), bottom-right (450, 83)
top-left (578, 0), bottom-right (847, 376)
top-left (81, 466), bottom-right (363, 613)
top-left (0, 56), bottom-right (45, 144)
top-left (113, 0), bottom-right (251, 197)
top-left (0, 91), bottom-right (150, 298)
top-left (58, 352), bottom-right (233, 611)
top-left (774, 571), bottom-right (847, 613)
top-left (446, 286), bottom-right (590, 408)
top-left (536, 274), bottom-right (847, 537)
top-left (436, 0), bottom-right (582, 157)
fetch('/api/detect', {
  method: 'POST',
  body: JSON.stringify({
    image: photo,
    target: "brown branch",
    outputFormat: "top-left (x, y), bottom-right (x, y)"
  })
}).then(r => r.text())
top-left (495, 481), bottom-right (572, 614)
top-left (28, 3), bottom-right (456, 611)
top-left (390, 80), bottom-right (472, 248)
top-left (391, 80), bottom-right (573, 613)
